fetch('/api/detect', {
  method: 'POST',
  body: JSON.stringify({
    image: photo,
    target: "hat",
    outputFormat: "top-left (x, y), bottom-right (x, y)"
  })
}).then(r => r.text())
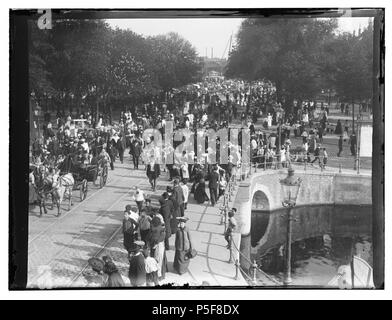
top-left (134, 240), bottom-right (145, 247)
top-left (176, 217), bottom-right (189, 222)
top-left (150, 216), bottom-right (162, 227)
top-left (128, 243), bottom-right (139, 253)
top-left (128, 241), bottom-right (145, 253)
top-left (88, 257), bottom-right (104, 273)
top-left (102, 255), bottom-right (112, 263)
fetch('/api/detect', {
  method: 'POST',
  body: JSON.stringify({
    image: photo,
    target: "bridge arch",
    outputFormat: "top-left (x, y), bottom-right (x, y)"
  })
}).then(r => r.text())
top-left (250, 186), bottom-right (272, 247)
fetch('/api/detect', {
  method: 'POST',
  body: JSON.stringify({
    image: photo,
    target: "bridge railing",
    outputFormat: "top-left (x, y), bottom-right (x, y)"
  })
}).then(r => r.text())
top-left (219, 176), bottom-right (282, 286)
top-left (244, 153), bottom-right (368, 177)
top-left (230, 235), bottom-right (282, 286)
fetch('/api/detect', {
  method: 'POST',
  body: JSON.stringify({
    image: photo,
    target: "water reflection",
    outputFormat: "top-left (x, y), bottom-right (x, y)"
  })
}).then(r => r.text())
top-left (251, 205), bottom-right (372, 286)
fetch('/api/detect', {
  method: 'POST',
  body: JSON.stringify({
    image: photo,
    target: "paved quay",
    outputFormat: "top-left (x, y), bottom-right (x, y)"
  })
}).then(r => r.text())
top-left (28, 154), bottom-right (247, 288)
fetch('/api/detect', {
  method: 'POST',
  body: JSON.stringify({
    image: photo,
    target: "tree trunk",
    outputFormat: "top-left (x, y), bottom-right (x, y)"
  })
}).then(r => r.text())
top-left (275, 80), bottom-right (282, 104)
top-left (352, 98), bottom-right (355, 133)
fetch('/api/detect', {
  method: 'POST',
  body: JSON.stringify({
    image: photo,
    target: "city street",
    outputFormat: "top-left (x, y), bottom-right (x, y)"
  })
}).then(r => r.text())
top-left (13, 11), bottom-right (381, 292)
top-left (28, 154), bottom-right (248, 287)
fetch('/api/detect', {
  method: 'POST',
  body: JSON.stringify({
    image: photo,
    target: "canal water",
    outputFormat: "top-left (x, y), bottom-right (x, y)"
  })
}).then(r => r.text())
top-left (250, 205), bottom-right (372, 286)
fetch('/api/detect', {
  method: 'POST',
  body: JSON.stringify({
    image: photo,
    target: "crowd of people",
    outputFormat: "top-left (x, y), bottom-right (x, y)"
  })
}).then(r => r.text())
top-left (90, 169), bottom-right (238, 287)
top-left (30, 77), bottom-right (363, 287)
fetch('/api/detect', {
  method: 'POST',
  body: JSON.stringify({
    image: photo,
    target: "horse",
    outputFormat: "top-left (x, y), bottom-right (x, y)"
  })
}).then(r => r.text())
top-left (49, 171), bottom-right (74, 217)
top-left (32, 165), bottom-right (54, 217)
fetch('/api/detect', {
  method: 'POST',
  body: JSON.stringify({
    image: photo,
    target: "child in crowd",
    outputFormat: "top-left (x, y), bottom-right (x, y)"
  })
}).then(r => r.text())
top-left (143, 247), bottom-right (159, 286)
top-left (224, 208), bottom-right (238, 250)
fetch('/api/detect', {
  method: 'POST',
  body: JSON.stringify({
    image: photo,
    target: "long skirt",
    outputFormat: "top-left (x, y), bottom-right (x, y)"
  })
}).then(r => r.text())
top-left (194, 187), bottom-right (209, 204)
top-left (173, 250), bottom-right (190, 275)
top-left (106, 272), bottom-right (125, 287)
top-left (146, 271), bottom-right (159, 286)
top-left (154, 241), bottom-right (168, 279)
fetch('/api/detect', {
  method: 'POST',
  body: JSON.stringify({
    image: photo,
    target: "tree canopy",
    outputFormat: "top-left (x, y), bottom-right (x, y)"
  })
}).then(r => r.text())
top-left (225, 18), bottom-right (373, 109)
top-left (28, 20), bottom-right (202, 114)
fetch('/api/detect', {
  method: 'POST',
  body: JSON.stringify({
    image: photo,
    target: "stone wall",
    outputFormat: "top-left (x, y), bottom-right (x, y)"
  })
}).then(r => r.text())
top-left (235, 170), bottom-right (372, 236)
top-left (232, 170), bottom-right (372, 270)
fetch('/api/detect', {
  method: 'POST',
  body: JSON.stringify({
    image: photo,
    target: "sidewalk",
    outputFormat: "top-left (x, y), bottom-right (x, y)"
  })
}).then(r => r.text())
top-left (29, 152), bottom-right (248, 287)
top-left (79, 171), bottom-right (248, 287)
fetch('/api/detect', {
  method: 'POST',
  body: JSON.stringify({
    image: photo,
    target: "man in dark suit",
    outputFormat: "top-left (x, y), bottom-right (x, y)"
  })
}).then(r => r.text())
top-left (208, 165), bottom-right (220, 207)
top-left (130, 136), bottom-right (142, 169)
top-left (146, 157), bottom-right (161, 191)
top-left (116, 133), bottom-right (127, 164)
top-left (337, 135), bottom-right (343, 157)
top-left (159, 192), bottom-right (174, 250)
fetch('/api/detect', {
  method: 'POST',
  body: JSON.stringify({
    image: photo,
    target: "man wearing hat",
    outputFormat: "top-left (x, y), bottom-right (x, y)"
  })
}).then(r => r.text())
top-left (146, 156), bottom-right (161, 191)
top-left (129, 135), bottom-right (143, 170)
top-left (123, 205), bottom-right (139, 253)
top-left (116, 133), bottom-right (127, 164)
top-left (208, 165), bottom-right (220, 207)
top-left (337, 135), bottom-right (343, 157)
top-left (128, 240), bottom-right (146, 287)
top-left (159, 192), bottom-right (174, 251)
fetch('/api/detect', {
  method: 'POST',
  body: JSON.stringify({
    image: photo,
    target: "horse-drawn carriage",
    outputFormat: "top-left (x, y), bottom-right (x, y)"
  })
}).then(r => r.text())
top-left (59, 154), bottom-right (108, 201)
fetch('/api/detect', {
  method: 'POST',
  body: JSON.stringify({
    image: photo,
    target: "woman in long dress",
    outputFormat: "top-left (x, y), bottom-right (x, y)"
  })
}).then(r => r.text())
top-left (146, 216), bottom-right (168, 280)
top-left (194, 178), bottom-right (209, 204)
top-left (173, 217), bottom-right (193, 275)
top-left (128, 241), bottom-right (147, 287)
top-left (102, 256), bottom-right (125, 287)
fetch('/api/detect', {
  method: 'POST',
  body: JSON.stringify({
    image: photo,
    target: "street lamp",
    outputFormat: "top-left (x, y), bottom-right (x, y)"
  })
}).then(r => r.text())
top-left (279, 166), bottom-right (302, 285)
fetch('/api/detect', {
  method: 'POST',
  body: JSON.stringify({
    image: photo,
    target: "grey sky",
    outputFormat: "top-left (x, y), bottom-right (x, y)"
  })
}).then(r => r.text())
top-left (107, 17), bottom-right (371, 59)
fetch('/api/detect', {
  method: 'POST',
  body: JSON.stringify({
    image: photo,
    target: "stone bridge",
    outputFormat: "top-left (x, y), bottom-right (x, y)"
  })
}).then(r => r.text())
top-left (232, 169), bottom-right (372, 270)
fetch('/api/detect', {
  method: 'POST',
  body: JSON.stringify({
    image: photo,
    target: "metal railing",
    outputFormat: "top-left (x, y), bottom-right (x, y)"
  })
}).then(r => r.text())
top-left (219, 174), bottom-right (237, 231)
top-left (218, 176), bottom-right (281, 286)
top-left (230, 235), bottom-right (282, 286)
top-left (250, 154), bottom-right (367, 174)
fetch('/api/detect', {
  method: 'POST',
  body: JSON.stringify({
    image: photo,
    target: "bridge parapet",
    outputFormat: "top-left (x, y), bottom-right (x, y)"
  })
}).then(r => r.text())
top-left (233, 170), bottom-right (372, 271)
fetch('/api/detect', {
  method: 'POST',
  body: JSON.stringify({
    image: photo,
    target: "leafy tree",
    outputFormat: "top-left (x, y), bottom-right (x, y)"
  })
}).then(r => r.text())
top-left (226, 18), bottom-right (337, 110)
top-left (28, 21), bottom-right (56, 101)
top-left (28, 21), bottom-right (203, 119)
top-left (105, 29), bottom-right (159, 108)
top-left (323, 22), bottom-right (373, 105)
top-left (43, 19), bottom-right (111, 115)
top-left (148, 32), bottom-right (202, 91)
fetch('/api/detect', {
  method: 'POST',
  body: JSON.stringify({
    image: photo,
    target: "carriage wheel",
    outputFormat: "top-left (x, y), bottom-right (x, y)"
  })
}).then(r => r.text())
top-left (80, 179), bottom-right (88, 201)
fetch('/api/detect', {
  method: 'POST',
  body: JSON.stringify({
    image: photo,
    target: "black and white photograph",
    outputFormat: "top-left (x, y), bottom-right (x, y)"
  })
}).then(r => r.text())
top-left (8, 6), bottom-right (386, 295)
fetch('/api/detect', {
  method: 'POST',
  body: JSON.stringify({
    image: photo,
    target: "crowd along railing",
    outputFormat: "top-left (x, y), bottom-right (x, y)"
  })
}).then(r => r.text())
top-left (249, 154), bottom-right (365, 175)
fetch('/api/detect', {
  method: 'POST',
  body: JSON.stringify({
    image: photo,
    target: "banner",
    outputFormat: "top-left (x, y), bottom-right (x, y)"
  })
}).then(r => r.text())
top-left (359, 125), bottom-right (372, 157)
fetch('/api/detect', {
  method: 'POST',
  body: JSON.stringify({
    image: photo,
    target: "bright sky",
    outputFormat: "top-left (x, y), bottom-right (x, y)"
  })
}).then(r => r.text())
top-left (107, 17), bottom-right (372, 59)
